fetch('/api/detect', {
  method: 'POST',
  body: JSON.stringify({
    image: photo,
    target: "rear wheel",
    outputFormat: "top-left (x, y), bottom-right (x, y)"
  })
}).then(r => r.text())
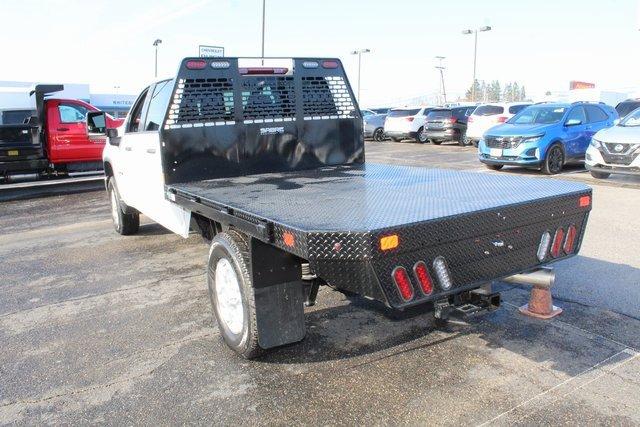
top-left (485, 164), bottom-right (503, 171)
top-left (542, 144), bottom-right (565, 175)
top-left (373, 127), bottom-right (385, 142)
top-left (458, 133), bottom-right (468, 146)
top-left (108, 179), bottom-right (139, 235)
top-left (590, 170), bottom-right (611, 179)
top-left (416, 127), bottom-right (429, 143)
top-left (207, 231), bottom-right (262, 359)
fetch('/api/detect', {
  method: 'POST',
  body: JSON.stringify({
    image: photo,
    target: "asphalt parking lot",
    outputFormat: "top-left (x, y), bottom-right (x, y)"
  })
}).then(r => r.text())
top-left (1, 141), bottom-right (639, 425)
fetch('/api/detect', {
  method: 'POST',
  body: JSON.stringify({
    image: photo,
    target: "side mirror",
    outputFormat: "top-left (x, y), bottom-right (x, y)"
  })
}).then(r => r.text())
top-left (565, 118), bottom-right (582, 127)
top-left (86, 111), bottom-right (107, 139)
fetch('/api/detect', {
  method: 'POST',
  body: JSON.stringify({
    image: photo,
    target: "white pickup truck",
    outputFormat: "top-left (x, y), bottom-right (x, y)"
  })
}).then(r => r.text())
top-left (87, 57), bottom-right (592, 359)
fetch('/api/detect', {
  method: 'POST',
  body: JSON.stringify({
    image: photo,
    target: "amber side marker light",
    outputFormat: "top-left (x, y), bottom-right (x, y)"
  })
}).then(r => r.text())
top-left (283, 232), bottom-right (295, 247)
top-left (579, 195), bottom-right (591, 207)
top-left (380, 234), bottom-right (399, 251)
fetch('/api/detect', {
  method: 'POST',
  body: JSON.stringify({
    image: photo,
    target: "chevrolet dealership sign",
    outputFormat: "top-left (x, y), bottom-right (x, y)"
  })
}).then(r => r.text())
top-left (199, 45), bottom-right (225, 58)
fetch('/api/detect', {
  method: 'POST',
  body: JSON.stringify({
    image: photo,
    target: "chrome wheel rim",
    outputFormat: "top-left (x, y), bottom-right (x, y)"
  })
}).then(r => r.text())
top-left (214, 258), bottom-right (244, 335)
top-left (110, 190), bottom-right (120, 229)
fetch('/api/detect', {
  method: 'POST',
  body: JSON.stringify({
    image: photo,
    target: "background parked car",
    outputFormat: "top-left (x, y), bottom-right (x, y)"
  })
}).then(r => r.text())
top-left (369, 107), bottom-right (391, 114)
top-left (383, 106), bottom-right (436, 143)
top-left (586, 106), bottom-right (640, 179)
top-left (614, 99), bottom-right (640, 119)
top-left (466, 102), bottom-right (531, 146)
top-left (478, 102), bottom-right (618, 174)
top-left (423, 106), bottom-right (476, 146)
top-left (361, 109), bottom-right (377, 118)
top-left (363, 113), bottom-right (388, 142)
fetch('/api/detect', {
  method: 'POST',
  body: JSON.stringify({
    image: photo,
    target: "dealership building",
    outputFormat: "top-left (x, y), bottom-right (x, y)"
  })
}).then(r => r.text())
top-left (0, 81), bottom-right (136, 118)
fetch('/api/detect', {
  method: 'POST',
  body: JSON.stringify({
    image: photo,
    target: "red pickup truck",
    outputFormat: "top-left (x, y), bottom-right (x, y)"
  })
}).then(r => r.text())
top-left (0, 84), bottom-right (123, 182)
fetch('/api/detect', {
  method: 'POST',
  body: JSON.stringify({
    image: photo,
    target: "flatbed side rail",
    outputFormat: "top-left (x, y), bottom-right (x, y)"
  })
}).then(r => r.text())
top-left (168, 187), bottom-right (273, 242)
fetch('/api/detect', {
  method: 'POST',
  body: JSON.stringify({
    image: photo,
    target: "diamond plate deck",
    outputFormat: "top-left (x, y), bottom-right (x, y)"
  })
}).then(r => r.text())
top-left (169, 163), bottom-right (590, 233)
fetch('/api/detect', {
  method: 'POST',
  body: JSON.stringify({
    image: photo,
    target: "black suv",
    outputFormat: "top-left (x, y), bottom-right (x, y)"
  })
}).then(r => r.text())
top-left (615, 99), bottom-right (640, 119)
top-left (423, 106), bottom-right (475, 146)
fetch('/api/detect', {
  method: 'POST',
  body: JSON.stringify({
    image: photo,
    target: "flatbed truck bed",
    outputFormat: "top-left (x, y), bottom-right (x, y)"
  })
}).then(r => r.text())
top-left (169, 163), bottom-right (591, 309)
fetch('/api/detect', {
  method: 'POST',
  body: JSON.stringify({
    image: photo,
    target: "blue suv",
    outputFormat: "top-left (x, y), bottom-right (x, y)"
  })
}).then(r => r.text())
top-left (478, 102), bottom-right (618, 174)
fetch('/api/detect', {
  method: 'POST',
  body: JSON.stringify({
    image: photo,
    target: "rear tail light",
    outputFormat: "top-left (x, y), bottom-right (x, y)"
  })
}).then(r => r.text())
top-left (239, 67), bottom-right (288, 75)
top-left (550, 228), bottom-right (565, 258)
top-left (186, 60), bottom-right (207, 70)
top-left (413, 262), bottom-right (433, 295)
top-left (496, 116), bottom-right (508, 123)
top-left (322, 60), bottom-right (339, 69)
top-left (537, 231), bottom-right (551, 261)
top-left (433, 256), bottom-right (453, 290)
top-left (579, 195), bottom-right (591, 207)
top-left (392, 267), bottom-right (414, 301)
top-left (405, 117), bottom-right (415, 122)
top-left (563, 225), bottom-right (577, 254)
top-left (448, 117), bottom-right (457, 124)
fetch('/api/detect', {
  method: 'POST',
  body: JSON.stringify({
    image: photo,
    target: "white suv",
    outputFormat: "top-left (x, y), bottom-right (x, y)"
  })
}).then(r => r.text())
top-left (466, 102), bottom-right (531, 146)
top-left (383, 106), bottom-right (436, 143)
top-left (586, 107), bottom-right (640, 179)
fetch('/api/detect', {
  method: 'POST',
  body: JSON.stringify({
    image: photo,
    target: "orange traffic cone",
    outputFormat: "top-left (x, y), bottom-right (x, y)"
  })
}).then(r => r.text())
top-left (519, 285), bottom-right (562, 319)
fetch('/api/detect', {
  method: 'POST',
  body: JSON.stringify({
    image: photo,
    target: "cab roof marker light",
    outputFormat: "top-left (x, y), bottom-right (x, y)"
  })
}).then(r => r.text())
top-left (433, 256), bottom-right (453, 290)
top-left (185, 60), bottom-right (207, 70)
top-left (239, 67), bottom-right (289, 75)
top-left (537, 231), bottom-right (552, 261)
top-left (210, 61), bottom-right (230, 69)
top-left (302, 61), bottom-right (319, 68)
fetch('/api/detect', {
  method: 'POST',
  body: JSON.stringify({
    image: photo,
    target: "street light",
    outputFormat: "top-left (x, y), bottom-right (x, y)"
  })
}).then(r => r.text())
top-left (461, 25), bottom-right (491, 101)
top-left (350, 48), bottom-right (370, 103)
top-left (435, 56), bottom-right (447, 104)
top-left (153, 39), bottom-right (162, 78)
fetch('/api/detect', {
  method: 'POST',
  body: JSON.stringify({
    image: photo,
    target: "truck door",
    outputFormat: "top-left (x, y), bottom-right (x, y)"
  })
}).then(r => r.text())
top-left (125, 80), bottom-right (190, 237)
top-left (47, 100), bottom-right (102, 163)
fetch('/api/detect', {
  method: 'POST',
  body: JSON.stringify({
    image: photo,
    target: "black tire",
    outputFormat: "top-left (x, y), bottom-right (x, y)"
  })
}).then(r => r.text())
top-left (373, 127), bottom-right (385, 142)
top-left (107, 179), bottom-right (139, 235)
top-left (485, 164), bottom-right (503, 171)
top-left (542, 144), bottom-right (565, 175)
top-left (458, 133), bottom-right (467, 147)
top-left (431, 140), bottom-right (442, 145)
top-left (590, 170), bottom-right (610, 179)
top-left (471, 139), bottom-right (479, 148)
top-left (416, 127), bottom-right (429, 143)
top-left (207, 231), bottom-right (262, 359)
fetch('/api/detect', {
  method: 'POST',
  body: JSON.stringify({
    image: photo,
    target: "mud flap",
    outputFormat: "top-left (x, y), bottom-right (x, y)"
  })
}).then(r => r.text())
top-left (250, 238), bottom-right (305, 349)
top-left (254, 282), bottom-right (306, 349)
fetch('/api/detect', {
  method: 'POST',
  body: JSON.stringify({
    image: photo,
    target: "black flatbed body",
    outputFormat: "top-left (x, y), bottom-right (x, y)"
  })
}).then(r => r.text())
top-left (169, 163), bottom-right (592, 308)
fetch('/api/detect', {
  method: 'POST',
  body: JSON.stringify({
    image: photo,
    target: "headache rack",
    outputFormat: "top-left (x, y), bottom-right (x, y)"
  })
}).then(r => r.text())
top-left (159, 57), bottom-right (364, 185)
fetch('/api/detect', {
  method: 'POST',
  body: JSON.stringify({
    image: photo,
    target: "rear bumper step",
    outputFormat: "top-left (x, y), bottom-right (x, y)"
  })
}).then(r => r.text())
top-left (434, 289), bottom-right (501, 320)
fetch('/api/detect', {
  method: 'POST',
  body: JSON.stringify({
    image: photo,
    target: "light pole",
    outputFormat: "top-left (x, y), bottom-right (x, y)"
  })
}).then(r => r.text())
top-left (435, 56), bottom-right (447, 104)
top-left (350, 48), bottom-right (370, 103)
top-left (261, 0), bottom-right (266, 64)
top-left (153, 39), bottom-right (162, 78)
top-left (461, 26), bottom-right (491, 101)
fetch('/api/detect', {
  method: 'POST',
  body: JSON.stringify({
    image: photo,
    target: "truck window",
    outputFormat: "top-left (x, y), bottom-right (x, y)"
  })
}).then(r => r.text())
top-left (58, 104), bottom-right (88, 123)
top-left (144, 80), bottom-right (174, 131)
top-left (127, 88), bottom-right (149, 133)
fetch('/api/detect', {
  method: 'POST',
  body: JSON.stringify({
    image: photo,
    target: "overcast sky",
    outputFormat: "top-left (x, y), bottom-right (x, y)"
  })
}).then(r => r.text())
top-left (1, 0), bottom-right (639, 106)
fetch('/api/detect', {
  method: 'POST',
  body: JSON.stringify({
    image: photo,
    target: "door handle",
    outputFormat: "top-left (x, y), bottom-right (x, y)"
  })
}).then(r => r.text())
top-left (146, 148), bottom-right (156, 154)
top-left (57, 127), bottom-right (70, 131)
top-left (124, 146), bottom-right (132, 151)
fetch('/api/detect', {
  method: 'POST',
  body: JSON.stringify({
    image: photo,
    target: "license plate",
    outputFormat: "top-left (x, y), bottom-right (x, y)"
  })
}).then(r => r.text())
top-left (8, 150), bottom-right (19, 156)
top-left (489, 148), bottom-right (502, 157)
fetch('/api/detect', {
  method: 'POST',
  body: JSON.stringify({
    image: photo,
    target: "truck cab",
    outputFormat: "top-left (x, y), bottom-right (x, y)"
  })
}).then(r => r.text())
top-left (0, 85), bottom-right (123, 182)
